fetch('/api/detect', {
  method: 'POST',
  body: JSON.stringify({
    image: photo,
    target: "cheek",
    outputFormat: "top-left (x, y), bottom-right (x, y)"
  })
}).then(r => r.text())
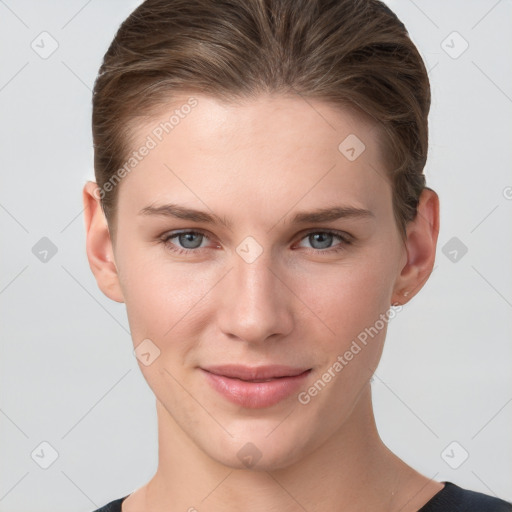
top-left (297, 259), bottom-right (394, 412)
top-left (117, 241), bottom-right (209, 342)
top-left (126, 278), bottom-right (205, 344)
top-left (304, 253), bottom-right (396, 347)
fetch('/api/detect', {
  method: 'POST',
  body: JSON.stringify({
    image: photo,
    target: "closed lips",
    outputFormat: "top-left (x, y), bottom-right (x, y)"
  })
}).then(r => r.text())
top-left (201, 365), bottom-right (313, 408)
top-left (201, 365), bottom-right (311, 381)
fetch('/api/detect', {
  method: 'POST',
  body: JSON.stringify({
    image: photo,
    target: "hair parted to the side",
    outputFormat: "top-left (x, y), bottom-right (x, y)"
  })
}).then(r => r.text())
top-left (92, 0), bottom-right (431, 241)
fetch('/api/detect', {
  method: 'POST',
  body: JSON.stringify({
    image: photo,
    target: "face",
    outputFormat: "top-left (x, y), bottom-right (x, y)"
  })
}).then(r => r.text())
top-left (105, 93), bottom-right (409, 470)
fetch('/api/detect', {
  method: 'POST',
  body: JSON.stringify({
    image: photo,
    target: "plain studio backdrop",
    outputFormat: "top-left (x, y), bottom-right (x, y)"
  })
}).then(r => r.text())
top-left (0, 1), bottom-right (511, 510)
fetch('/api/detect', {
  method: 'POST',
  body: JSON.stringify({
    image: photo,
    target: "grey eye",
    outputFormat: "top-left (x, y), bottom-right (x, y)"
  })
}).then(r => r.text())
top-left (307, 232), bottom-right (335, 250)
top-left (177, 232), bottom-right (204, 249)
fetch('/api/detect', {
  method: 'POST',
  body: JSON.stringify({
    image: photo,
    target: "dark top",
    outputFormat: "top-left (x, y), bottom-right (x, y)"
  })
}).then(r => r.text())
top-left (91, 481), bottom-right (512, 511)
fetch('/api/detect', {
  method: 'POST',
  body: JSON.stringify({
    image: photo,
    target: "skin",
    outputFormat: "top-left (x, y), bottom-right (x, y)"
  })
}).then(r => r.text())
top-left (83, 93), bottom-right (441, 511)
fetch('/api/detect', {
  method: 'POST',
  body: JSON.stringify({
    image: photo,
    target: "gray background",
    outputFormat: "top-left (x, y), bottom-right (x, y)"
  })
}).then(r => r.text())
top-left (0, 0), bottom-right (511, 510)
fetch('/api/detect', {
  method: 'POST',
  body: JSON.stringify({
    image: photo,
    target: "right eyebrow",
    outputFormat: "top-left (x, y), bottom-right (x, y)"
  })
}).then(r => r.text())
top-left (138, 203), bottom-right (233, 229)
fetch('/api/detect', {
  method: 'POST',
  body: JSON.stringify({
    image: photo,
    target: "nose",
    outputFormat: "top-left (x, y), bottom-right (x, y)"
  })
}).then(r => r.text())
top-left (216, 249), bottom-right (294, 345)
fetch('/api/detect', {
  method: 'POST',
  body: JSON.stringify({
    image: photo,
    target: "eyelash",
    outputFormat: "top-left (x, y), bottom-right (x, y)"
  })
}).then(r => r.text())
top-left (160, 229), bottom-right (352, 256)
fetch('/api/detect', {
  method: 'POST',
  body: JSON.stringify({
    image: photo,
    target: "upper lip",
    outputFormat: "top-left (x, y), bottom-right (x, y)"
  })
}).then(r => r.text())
top-left (202, 365), bottom-right (311, 380)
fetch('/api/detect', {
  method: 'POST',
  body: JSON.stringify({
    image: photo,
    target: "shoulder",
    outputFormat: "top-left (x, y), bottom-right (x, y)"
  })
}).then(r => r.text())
top-left (420, 482), bottom-right (512, 512)
top-left (89, 496), bottom-right (128, 512)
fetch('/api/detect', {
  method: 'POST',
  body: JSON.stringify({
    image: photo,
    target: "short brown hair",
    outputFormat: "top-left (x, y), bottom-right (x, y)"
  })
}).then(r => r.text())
top-left (92, 0), bottom-right (431, 240)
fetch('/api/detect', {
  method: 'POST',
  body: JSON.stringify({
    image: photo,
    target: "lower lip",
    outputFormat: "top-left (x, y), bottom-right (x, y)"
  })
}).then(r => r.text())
top-left (202, 369), bottom-right (311, 409)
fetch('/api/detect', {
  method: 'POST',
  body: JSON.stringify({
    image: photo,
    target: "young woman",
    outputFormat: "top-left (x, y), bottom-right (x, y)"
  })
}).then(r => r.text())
top-left (83, 0), bottom-right (512, 510)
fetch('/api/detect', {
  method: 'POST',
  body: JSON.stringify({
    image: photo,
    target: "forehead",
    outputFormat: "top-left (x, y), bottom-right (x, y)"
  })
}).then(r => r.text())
top-left (118, 93), bottom-right (391, 223)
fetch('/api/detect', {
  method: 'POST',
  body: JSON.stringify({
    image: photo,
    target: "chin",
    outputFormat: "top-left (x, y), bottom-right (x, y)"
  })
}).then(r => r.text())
top-left (200, 422), bottom-right (316, 472)
top-left (212, 446), bottom-right (304, 472)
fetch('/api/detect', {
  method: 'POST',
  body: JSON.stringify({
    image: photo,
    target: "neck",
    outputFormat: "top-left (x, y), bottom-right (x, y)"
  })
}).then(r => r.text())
top-left (135, 384), bottom-right (441, 512)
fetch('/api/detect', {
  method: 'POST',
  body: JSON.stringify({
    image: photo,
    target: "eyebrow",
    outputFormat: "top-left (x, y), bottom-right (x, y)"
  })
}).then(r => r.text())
top-left (289, 205), bottom-right (375, 224)
top-left (139, 203), bottom-right (233, 229)
top-left (138, 203), bottom-right (375, 228)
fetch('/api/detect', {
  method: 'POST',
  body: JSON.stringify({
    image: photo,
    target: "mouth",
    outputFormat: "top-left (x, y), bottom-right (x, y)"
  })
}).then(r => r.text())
top-left (200, 365), bottom-right (312, 408)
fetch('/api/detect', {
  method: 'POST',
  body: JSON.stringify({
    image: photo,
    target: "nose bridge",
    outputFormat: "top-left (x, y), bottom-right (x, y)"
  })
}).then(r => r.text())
top-left (217, 242), bottom-right (292, 343)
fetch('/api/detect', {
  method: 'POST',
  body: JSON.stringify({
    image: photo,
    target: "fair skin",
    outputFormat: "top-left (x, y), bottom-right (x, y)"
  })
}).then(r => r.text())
top-left (84, 93), bottom-right (442, 512)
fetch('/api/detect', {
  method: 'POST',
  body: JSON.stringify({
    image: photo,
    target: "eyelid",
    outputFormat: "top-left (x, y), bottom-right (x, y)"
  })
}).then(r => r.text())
top-left (161, 229), bottom-right (215, 248)
top-left (293, 229), bottom-right (352, 252)
top-left (297, 227), bottom-right (353, 242)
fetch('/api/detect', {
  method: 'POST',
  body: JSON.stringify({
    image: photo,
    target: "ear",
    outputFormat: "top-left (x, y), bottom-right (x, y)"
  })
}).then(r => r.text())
top-left (391, 188), bottom-right (440, 306)
top-left (82, 181), bottom-right (125, 303)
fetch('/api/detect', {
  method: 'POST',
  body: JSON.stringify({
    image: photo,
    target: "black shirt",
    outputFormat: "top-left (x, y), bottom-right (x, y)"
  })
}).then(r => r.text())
top-left (91, 481), bottom-right (512, 511)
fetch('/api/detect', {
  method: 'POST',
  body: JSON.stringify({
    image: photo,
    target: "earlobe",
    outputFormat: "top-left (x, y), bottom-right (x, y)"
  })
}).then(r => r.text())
top-left (82, 181), bottom-right (125, 303)
top-left (391, 188), bottom-right (440, 306)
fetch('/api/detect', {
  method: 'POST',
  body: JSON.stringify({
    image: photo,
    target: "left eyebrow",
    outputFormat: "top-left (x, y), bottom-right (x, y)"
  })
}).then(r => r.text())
top-left (288, 205), bottom-right (375, 224)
